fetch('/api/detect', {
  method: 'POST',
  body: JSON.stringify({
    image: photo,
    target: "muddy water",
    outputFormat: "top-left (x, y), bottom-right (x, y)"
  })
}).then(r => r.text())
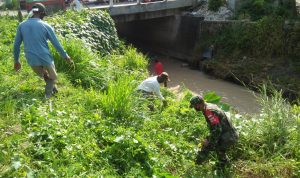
top-left (150, 57), bottom-right (260, 114)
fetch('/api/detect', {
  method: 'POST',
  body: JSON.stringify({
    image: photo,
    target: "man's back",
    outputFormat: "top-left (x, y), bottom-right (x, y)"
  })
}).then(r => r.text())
top-left (19, 19), bottom-right (51, 56)
top-left (137, 76), bottom-right (164, 100)
top-left (204, 103), bottom-right (235, 134)
top-left (137, 76), bottom-right (159, 93)
top-left (14, 18), bottom-right (67, 66)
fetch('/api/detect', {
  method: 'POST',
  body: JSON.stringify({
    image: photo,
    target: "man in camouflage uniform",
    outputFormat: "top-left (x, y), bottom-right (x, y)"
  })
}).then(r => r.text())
top-left (189, 95), bottom-right (238, 167)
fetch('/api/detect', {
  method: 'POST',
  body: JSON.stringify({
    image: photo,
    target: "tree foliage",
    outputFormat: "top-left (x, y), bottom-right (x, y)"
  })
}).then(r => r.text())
top-left (238, 0), bottom-right (298, 20)
top-left (208, 0), bottom-right (225, 11)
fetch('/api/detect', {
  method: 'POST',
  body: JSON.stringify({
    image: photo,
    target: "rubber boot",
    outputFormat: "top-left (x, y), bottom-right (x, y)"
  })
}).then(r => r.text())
top-left (45, 79), bottom-right (55, 99)
top-left (216, 151), bottom-right (230, 168)
top-left (195, 150), bottom-right (209, 165)
top-left (53, 85), bottom-right (58, 95)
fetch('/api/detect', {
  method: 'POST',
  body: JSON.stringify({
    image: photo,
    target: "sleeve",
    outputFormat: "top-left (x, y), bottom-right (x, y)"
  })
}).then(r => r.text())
top-left (153, 83), bottom-right (164, 100)
top-left (13, 25), bottom-right (23, 63)
top-left (206, 111), bottom-right (222, 148)
top-left (47, 25), bottom-right (68, 58)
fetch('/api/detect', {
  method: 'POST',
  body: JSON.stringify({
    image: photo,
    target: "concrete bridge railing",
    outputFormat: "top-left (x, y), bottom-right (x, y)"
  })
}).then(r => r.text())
top-left (109, 0), bottom-right (170, 7)
top-left (89, 0), bottom-right (199, 22)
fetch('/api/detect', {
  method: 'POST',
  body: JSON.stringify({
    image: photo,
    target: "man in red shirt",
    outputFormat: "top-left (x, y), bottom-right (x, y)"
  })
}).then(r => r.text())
top-left (154, 60), bottom-right (167, 87)
top-left (154, 59), bottom-right (163, 75)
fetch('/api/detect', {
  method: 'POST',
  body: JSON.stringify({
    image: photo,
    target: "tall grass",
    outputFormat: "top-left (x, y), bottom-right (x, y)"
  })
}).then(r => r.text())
top-left (110, 46), bottom-right (148, 71)
top-left (257, 85), bottom-right (293, 157)
top-left (50, 38), bottom-right (148, 91)
top-left (231, 85), bottom-right (299, 177)
top-left (50, 37), bottom-right (111, 90)
top-left (100, 74), bottom-right (138, 119)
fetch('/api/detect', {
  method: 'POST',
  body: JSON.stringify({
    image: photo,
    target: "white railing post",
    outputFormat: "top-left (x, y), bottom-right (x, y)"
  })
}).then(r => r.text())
top-left (137, 0), bottom-right (141, 5)
top-left (109, 0), bottom-right (113, 7)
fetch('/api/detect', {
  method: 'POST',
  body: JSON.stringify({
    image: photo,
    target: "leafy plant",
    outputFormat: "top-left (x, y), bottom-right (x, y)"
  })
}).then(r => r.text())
top-left (238, 0), bottom-right (297, 20)
top-left (3, 0), bottom-right (19, 10)
top-left (208, 0), bottom-right (224, 12)
top-left (47, 10), bottom-right (120, 55)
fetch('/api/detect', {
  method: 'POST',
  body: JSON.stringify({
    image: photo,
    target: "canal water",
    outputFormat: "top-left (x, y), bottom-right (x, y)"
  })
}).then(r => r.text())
top-left (149, 56), bottom-right (260, 114)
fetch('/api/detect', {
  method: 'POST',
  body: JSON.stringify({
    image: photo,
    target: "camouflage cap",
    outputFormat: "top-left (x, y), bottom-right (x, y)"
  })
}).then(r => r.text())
top-left (189, 96), bottom-right (204, 108)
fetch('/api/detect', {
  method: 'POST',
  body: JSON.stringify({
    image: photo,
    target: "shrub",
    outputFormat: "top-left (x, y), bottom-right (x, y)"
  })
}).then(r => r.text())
top-left (4, 0), bottom-right (19, 10)
top-left (47, 10), bottom-right (120, 55)
top-left (286, 22), bottom-right (300, 59)
top-left (238, 0), bottom-right (297, 20)
top-left (208, 0), bottom-right (224, 12)
top-left (204, 16), bottom-right (285, 57)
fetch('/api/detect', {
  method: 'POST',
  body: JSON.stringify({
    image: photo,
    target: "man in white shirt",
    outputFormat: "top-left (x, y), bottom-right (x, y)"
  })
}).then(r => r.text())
top-left (137, 72), bottom-right (170, 106)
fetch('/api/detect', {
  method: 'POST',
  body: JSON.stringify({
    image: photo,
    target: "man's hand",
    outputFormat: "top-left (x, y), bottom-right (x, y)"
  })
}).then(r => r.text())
top-left (163, 100), bottom-right (167, 107)
top-left (14, 62), bottom-right (21, 71)
top-left (65, 56), bottom-right (73, 64)
top-left (202, 139), bottom-right (209, 147)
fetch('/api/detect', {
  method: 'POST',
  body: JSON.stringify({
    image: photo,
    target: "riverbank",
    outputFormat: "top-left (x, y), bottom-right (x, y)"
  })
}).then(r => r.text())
top-left (200, 56), bottom-right (300, 102)
top-left (148, 56), bottom-right (260, 114)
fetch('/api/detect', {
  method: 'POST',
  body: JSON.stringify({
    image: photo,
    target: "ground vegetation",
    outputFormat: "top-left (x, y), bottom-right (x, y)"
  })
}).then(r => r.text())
top-left (0, 11), bottom-right (299, 177)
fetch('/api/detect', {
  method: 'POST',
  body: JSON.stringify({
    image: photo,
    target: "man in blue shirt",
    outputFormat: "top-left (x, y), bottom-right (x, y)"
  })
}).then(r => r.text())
top-left (13, 3), bottom-right (72, 99)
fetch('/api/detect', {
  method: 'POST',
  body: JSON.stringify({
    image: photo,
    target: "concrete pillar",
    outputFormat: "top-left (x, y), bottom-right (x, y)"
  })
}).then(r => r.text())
top-left (137, 0), bottom-right (141, 5)
top-left (109, 0), bottom-right (113, 7)
top-left (227, 0), bottom-right (241, 12)
top-left (227, 0), bottom-right (235, 11)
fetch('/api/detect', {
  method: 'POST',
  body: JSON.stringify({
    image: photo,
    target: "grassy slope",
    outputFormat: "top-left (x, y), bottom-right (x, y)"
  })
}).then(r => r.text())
top-left (0, 14), bottom-right (299, 177)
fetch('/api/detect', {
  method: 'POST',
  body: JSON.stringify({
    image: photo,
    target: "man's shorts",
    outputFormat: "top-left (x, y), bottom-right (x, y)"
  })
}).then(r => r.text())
top-left (31, 64), bottom-right (57, 80)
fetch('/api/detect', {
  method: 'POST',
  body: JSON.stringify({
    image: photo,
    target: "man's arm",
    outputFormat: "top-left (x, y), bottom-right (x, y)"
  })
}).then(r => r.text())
top-left (46, 25), bottom-right (69, 59)
top-left (206, 123), bottom-right (222, 148)
top-left (13, 26), bottom-right (22, 63)
top-left (153, 84), bottom-right (164, 100)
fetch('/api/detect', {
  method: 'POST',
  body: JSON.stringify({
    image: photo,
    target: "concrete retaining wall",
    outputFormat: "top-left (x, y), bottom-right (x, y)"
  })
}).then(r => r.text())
top-left (116, 15), bottom-right (239, 63)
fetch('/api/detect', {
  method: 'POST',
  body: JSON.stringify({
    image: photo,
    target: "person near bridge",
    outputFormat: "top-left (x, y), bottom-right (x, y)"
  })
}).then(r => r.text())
top-left (13, 3), bottom-right (73, 99)
top-left (189, 95), bottom-right (239, 168)
top-left (154, 59), bottom-right (168, 87)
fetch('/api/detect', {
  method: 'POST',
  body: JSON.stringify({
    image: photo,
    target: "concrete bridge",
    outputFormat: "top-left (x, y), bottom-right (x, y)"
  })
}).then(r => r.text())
top-left (88, 0), bottom-right (200, 22)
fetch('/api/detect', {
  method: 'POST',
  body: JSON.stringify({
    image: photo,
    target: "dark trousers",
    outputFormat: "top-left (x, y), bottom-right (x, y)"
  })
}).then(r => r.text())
top-left (196, 132), bottom-right (238, 166)
top-left (137, 89), bottom-right (155, 111)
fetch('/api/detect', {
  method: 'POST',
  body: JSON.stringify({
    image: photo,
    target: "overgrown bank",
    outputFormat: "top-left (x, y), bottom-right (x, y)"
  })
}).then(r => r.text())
top-left (0, 11), bottom-right (299, 177)
top-left (195, 16), bottom-right (300, 101)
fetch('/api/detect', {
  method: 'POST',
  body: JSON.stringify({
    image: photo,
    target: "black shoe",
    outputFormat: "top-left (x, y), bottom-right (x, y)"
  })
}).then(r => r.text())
top-left (195, 151), bottom-right (208, 165)
top-left (53, 87), bottom-right (58, 94)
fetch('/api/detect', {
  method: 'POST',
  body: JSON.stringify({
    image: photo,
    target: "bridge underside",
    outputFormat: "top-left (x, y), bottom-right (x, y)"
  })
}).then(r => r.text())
top-left (112, 8), bottom-right (186, 22)
top-left (89, 0), bottom-right (198, 22)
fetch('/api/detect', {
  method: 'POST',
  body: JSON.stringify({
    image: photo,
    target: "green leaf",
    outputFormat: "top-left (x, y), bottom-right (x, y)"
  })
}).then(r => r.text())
top-left (204, 91), bottom-right (221, 104)
top-left (11, 161), bottom-right (21, 170)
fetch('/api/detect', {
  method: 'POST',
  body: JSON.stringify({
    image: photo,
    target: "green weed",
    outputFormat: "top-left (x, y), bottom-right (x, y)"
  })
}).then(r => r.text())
top-left (0, 13), bottom-right (299, 178)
